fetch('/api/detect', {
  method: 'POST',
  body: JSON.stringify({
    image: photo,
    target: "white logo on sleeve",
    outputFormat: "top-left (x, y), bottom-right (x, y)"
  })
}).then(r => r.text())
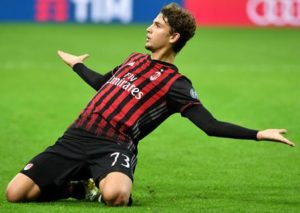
top-left (126, 62), bottom-right (135, 66)
top-left (24, 163), bottom-right (34, 171)
top-left (190, 88), bottom-right (199, 100)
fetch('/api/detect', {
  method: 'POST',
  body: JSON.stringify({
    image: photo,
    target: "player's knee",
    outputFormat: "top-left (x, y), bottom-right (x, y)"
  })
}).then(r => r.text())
top-left (6, 174), bottom-right (41, 202)
top-left (5, 184), bottom-right (24, 202)
top-left (102, 188), bottom-right (130, 206)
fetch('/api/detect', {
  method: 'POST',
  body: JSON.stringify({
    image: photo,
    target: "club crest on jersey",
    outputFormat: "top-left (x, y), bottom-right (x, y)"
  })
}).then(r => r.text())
top-left (150, 71), bottom-right (161, 81)
top-left (24, 163), bottom-right (34, 171)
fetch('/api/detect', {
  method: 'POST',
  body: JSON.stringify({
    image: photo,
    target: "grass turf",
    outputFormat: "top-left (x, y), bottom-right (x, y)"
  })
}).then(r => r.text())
top-left (0, 24), bottom-right (300, 212)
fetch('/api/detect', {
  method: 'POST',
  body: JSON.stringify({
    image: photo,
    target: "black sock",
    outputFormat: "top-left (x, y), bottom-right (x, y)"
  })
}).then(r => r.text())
top-left (37, 184), bottom-right (69, 202)
top-left (67, 181), bottom-right (86, 200)
top-left (127, 196), bottom-right (133, 206)
top-left (37, 182), bottom-right (85, 202)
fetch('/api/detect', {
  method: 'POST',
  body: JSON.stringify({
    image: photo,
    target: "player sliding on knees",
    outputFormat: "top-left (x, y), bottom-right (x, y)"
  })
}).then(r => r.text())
top-left (6, 3), bottom-right (294, 207)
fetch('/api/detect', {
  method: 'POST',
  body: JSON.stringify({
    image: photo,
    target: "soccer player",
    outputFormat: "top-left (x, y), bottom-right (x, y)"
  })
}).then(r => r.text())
top-left (6, 3), bottom-right (294, 207)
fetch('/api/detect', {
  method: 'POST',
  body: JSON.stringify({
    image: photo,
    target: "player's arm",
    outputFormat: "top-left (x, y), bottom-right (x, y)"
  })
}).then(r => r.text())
top-left (167, 77), bottom-right (295, 147)
top-left (72, 63), bottom-right (112, 91)
top-left (183, 104), bottom-right (258, 140)
top-left (57, 50), bottom-right (112, 91)
top-left (184, 105), bottom-right (295, 147)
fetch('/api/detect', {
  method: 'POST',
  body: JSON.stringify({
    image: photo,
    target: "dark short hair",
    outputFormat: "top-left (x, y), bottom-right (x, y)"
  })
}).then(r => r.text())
top-left (160, 3), bottom-right (196, 53)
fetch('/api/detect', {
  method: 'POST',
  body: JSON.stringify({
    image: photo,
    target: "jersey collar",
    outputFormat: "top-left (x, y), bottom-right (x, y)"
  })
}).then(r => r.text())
top-left (147, 54), bottom-right (178, 72)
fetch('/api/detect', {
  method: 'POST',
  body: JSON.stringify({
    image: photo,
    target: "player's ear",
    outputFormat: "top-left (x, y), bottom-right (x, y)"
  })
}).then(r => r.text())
top-left (169, 32), bottom-right (180, 45)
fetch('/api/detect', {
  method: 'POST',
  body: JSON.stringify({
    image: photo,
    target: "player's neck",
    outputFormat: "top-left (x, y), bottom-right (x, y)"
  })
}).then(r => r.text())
top-left (151, 48), bottom-right (176, 64)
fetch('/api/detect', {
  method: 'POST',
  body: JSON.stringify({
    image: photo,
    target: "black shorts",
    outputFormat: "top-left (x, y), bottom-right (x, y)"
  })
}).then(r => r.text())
top-left (21, 135), bottom-right (137, 189)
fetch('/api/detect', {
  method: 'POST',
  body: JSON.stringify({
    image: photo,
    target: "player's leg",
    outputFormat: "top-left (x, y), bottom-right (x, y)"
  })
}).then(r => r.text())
top-left (6, 173), bottom-right (41, 202)
top-left (99, 172), bottom-right (132, 206)
top-left (88, 140), bottom-right (137, 206)
top-left (5, 161), bottom-right (82, 202)
top-left (6, 172), bottom-right (89, 202)
top-left (6, 141), bottom-right (89, 202)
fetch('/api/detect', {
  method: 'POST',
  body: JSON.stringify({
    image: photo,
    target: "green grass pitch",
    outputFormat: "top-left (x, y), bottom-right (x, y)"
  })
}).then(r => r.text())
top-left (0, 24), bottom-right (300, 212)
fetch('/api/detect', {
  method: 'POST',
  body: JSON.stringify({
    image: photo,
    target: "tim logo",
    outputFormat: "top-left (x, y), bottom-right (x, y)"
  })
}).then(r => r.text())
top-left (35, 0), bottom-right (132, 23)
top-left (247, 0), bottom-right (300, 26)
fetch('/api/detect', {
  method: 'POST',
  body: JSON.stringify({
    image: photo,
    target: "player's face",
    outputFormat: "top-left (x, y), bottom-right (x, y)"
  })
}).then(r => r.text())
top-left (145, 13), bottom-right (173, 52)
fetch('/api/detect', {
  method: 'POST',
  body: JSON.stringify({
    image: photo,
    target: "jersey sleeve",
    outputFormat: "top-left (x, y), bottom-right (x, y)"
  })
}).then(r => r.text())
top-left (167, 75), bottom-right (258, 140)
top-left (183, 104), bottom-right (258, 140)
top-left (166, 77), bottom-right (201, 114)
top-left (73, 63), bottom-right (117, 91)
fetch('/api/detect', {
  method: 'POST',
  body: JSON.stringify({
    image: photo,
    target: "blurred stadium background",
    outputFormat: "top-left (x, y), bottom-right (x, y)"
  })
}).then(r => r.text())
top-left (1, 0), bottom-right (300, 26)
top-left (1, 0), bottom-right (300, 212)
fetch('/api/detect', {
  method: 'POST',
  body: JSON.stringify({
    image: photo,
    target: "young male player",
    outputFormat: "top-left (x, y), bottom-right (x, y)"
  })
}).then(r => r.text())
top-left (6, 3), bottom-right (294, 207)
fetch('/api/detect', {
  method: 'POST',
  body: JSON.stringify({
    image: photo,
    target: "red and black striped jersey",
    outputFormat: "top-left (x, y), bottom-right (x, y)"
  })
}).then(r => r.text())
top-left (69, 53), bottom-right (200, 145)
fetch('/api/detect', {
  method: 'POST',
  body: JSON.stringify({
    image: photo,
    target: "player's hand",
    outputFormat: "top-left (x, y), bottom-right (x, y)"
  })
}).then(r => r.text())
top-left (57, 50), bottom-right (89, 68)
top-left (257, 129), bottom-right (295, 147)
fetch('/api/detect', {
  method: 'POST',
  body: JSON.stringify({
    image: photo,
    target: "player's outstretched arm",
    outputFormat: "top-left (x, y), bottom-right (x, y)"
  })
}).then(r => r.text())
top-left (257, 129), bottom-right (295, 147)
top-left (57, 50), bottom-right (89, 67)
top-left (184, 104), bottom-right (295, 147)
top-left (57, 50), bottom-right (108, 91)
